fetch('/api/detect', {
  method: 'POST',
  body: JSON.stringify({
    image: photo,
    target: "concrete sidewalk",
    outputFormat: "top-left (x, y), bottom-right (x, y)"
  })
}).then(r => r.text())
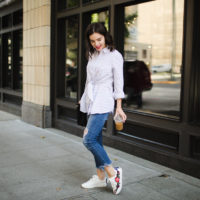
top-left (0, 110), bottom-right (200, 200)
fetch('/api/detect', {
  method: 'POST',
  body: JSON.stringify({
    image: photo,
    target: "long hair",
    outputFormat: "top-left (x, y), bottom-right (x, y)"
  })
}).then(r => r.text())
top-left (85, 22), bottom-right (114, 59)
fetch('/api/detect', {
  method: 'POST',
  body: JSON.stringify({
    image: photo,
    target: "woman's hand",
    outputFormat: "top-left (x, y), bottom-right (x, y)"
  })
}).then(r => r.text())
top-left (115, 107), bottom-right (127, 123)
top-left (115, 99), bottom-right (127, 122)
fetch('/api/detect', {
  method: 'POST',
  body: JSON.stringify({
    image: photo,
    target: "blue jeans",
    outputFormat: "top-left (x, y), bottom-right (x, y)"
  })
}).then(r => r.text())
top-left (83, 113), bottom-right (112, 170)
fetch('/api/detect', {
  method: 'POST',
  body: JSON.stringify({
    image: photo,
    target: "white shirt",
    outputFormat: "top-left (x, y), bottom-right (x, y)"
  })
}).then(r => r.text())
top-left (80, 47), bottom-right (125, 114)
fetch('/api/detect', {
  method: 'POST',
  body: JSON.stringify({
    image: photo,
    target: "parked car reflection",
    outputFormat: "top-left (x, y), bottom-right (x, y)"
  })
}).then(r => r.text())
top-left (151, 64), bottom-right (171, 73)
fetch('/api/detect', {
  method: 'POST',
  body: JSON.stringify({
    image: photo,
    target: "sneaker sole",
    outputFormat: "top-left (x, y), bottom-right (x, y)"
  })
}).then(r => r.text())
top-left (81, 183), bottom-right (107, 189)
top-left (81, 178), bottom-right (108, 189)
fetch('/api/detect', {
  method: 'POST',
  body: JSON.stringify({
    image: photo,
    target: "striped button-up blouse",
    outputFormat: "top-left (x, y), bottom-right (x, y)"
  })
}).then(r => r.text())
top-left (80, 47), bottom-right (125, 114)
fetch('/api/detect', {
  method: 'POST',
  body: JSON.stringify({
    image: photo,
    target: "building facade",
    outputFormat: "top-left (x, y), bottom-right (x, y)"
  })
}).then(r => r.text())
top-left (0, 0), bottom-right (200, 178)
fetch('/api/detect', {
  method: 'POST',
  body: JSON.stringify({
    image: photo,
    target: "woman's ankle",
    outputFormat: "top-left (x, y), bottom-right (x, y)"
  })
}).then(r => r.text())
top-left (97, 169), bottom-right (106, 180)
top-left (98, 176), bottom-right (105, 180)
top-left (105, 166), bottom-right (116, 178)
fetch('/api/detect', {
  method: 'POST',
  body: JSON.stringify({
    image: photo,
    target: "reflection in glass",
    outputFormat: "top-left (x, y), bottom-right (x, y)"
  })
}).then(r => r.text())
top-left (2, 14), bottom-right (12, 28)
top-left (83, 0), bottom-right (101, 4)
top-left (65, 16), bottom-right (79, 99)
top-left (91, 10), bottom-right (109, 31)
top-left (123, 0), bottom-right (184, 118)
top-left (13, 10), bottom-right (23, 25)
top-left (19, 31), bottom-right (23, 90)
top-left (0, 36), bottom-right (2, 87)
top-left (66, 0), bottom-right (79, 8)
top-left (7, 34), bottom-right (12, 88)
top-left (0, 36), bottom-right (1, 59)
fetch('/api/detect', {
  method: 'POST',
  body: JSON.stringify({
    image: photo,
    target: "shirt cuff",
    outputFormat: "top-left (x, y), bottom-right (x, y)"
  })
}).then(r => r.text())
top-left (114, 92), bottom-right (125, 100)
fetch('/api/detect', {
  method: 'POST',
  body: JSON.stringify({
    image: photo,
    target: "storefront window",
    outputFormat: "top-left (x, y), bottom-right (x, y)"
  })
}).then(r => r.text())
top-left (65, 16), bottom-right (79, 99)
top-left (91, 10), bottom-right (109, 30)
top-left (0, 17), bottom-right (2, 31)
top-left (6, 34), bottom-right (12, 88)
top-left (15, 30), bottom-right (23, 90)
top-left (83, 0), bottom-right (101, 5)
top-left (2, 31), bottom-right (23, 90)
top-left (123, 0), bottom-right (184, 118)
top-left (58, 0), bottom-right (79, 10)
top-left (0, 8), bottom-right (22, 92)
top-left (13, 9), bottom-right (22, 25)
top-left (2, 14), bottom-right (12, 29)
top-left (0, 36), bottom-right (1, 87)
top-left (66, 0), bottom-right (79, 8)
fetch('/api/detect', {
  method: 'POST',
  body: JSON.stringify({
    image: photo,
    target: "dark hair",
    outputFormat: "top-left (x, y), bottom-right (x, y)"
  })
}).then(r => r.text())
top-left (85, 22), bottom-right (114, 59)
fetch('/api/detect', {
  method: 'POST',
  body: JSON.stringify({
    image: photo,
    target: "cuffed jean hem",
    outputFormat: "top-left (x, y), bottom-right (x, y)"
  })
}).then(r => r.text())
top-left (97, 162), bottom-right (112, 170)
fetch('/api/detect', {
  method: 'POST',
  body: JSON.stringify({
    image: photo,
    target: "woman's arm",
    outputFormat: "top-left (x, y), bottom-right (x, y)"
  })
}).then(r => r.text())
top-left (112, 51), bottom-right (127, 122)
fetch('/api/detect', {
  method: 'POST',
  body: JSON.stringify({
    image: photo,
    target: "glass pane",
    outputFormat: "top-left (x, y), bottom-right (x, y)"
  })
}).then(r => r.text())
top-left (83, 0), bottom-right (101, 4)
top-left (19, 31), bottom-right (23, 90)
top-left (91, 10), bottom-right (109, 31)
top-left (13, 9), bottom-right (23, 25)
top-left (65, 16), bottom-right (79, 99)
top-left (13, 30), bottom-right (23, 90)
top-left (0, 36), bottom-right (1, 54)
top-left (7, 34), bottom-right (12, 88)
top-left (123, 0), bottom-right (184, 118)
top-left (0, 36), bottom-right (1, 86)
top-left (66, 0), bottom-right (79, 8)
top-left (2, 14), bottom-right (12, 29)
top-left (0, 17), bottom-right (2, 30)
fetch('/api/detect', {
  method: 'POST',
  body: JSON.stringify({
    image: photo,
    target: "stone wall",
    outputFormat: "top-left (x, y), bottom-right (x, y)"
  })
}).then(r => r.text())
top-left (22, 0), bottom-right (51, 127)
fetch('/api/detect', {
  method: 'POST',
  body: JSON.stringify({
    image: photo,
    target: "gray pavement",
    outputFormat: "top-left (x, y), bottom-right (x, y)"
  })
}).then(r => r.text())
top-left (0, 110), bottom-right (200, 200)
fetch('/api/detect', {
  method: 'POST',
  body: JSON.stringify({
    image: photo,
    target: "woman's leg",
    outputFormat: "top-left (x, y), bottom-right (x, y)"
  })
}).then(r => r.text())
top-left (83, 113), bottom-right (112, 169)
top-left (96, 130), bottom-right (106, 180)
top-left (82, 113), bottom-right (123, 194)
top-left (104, 165), bottom-right (116, 178)
top-left (97, 168), bottom-right (106, 180)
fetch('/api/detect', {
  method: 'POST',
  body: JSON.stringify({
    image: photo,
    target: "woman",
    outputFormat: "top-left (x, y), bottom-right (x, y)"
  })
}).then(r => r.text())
top-left (80, 22), bottom-right (127, 195)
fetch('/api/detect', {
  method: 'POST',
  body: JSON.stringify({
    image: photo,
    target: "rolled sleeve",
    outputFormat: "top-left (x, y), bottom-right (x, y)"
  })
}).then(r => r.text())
top-left (112, 51), bottom-right (125, 100)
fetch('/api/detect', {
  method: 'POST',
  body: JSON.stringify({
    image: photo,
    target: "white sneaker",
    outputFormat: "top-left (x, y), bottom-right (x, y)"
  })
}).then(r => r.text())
top-left (81, 175), bottom-right (108, 189)
top-left (109, 167), bottom-right (122, 195)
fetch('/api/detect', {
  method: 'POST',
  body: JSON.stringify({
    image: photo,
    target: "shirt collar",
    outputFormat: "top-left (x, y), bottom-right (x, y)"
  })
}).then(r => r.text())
top-left (102, 47), bottom-right (110, 54)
